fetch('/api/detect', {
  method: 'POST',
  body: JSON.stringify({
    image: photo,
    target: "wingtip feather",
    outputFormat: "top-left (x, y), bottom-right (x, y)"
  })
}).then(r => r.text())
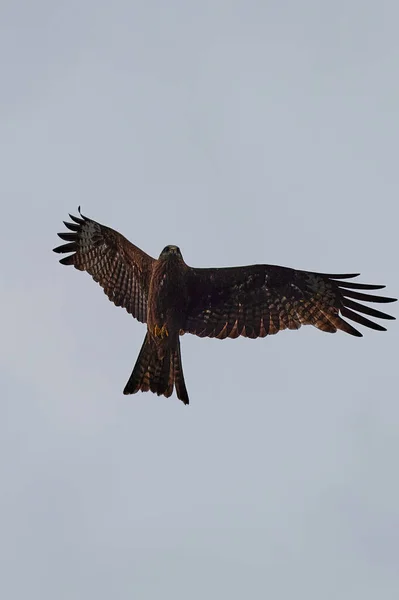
top-left (69, 213), bottom-right (84, 225)
top-left (78, 205), bottom-right (89, 220)
top-left (59, 255), bottom-right (75, 265)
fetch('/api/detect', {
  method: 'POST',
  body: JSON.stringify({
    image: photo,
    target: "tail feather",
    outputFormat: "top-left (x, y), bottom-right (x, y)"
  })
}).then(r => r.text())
top-left (173, 339), bottom-right (189, 404)
top-left (123, 333), bottom-right (189, 404)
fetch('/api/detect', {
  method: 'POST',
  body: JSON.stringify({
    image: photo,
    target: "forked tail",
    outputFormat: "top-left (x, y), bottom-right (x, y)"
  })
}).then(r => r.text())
top-left (123, 333), bottom-right (189, 404)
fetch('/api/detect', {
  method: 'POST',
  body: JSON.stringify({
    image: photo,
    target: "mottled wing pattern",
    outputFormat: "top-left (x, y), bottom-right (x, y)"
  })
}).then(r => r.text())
top-left (53, 209), bottom-right (154, 322)
top-left (184, 264), bottom-right (396, 339)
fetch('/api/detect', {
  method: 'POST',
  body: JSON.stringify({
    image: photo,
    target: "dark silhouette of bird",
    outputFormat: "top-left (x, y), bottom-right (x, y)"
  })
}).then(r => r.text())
top-left (53, 208), bottom-right (397, 404)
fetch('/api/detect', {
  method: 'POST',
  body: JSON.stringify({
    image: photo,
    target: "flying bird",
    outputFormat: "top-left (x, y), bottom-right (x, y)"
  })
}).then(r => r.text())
top-left (54, 209), bottom-right (397, 404)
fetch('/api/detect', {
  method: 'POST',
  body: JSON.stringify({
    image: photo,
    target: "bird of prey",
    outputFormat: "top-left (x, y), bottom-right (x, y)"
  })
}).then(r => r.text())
top-left (54, 208), bottom-right (396, 405)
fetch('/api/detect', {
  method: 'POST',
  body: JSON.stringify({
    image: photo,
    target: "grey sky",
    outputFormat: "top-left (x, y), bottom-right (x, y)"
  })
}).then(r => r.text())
top-left (1, 1), bottom-right (398, 598)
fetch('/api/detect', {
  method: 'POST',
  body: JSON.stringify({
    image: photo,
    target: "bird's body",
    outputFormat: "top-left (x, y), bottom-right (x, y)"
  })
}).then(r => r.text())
top-left (147, 246), bottom-right (188, 345)
top-left (128, 246), bottom-right (190, 403)
top-left (53, 209), bottom-right (397, 405)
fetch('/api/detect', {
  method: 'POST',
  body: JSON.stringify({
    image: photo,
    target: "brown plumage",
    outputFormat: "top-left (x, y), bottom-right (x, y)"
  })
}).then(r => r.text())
top-left (54, 208), bottom-right (397, 404)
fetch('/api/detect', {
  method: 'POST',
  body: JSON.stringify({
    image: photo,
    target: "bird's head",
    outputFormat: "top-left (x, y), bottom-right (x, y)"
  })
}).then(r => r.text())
top-left (159, 245), bottom-right (182, 259)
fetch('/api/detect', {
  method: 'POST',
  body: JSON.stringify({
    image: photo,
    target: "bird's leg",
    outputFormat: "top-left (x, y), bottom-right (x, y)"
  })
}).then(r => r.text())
top-left (154, 324), bottom-right (169, 339)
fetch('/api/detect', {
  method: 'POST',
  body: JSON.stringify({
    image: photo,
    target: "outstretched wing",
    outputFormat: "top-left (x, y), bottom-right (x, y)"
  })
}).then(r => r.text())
top-left (184, 264), bottom-right (396, 339)
top-left (53, 208), bottom-right (154, 323)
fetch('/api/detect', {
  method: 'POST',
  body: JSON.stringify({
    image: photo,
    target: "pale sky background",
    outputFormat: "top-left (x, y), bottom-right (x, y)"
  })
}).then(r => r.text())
top-left (1, 1), bottom-right (398, 599)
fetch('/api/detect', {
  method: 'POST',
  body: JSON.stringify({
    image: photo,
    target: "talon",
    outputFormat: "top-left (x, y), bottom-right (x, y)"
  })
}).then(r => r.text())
top-left (154, 324), bottom-right (169, 339)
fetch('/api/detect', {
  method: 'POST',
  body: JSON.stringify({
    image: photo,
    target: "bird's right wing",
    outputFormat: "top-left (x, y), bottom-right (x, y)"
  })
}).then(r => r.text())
top-left (53, 209), bottom-right (154, 323)
top-left (183, 263), bottom-right (396, 339)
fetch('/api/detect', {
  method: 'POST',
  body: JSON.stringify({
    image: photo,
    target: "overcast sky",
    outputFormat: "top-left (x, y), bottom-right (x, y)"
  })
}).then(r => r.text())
top-left (1, 1), bottom-right (398, 598)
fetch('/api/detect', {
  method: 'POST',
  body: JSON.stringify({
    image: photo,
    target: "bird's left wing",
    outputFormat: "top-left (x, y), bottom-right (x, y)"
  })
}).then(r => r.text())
top-left (183, 264), bottom-right (396, 339)
top-left (53, 209), bottom-right (155, 323)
